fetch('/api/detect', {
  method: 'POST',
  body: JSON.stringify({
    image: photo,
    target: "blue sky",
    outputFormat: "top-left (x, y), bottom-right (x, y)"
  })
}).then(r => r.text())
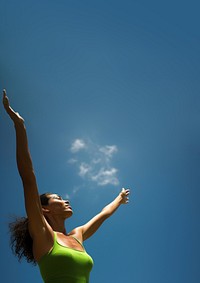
top-left (0, 1), bottom-right (200, 282)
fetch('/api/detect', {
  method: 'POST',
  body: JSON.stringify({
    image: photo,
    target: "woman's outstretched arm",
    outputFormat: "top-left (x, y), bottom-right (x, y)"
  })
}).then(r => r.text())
top-left (76, 188), bottom-right (130, 241)
top-left (3, 89), bottom-right (48, 236)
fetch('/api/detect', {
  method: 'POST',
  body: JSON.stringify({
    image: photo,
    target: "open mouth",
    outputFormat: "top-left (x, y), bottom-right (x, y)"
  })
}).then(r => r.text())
top-left (65, 205), bottom-right (72, 210)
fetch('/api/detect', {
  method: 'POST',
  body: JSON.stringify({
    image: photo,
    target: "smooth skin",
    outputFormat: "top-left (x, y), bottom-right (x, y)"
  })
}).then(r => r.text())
top-left (3, 89), bottom-right (130, 262)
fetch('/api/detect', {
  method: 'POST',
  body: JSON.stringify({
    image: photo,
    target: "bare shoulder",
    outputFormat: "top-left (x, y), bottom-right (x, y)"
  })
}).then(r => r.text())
top-left (68, 226), bottom-right (84, 242)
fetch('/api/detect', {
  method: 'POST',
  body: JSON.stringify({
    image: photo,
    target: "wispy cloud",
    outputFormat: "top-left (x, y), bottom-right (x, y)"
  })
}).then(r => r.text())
top-left (79, 162), bottom-right (91, 177)
top-left (91, 167), bottom-right (119, 186)
top-left (99, 145), bottom-right (118, 158)
top-left (69, 139), bottom-right (119, 187)
top-left (70, 139), bottom-right (86, 153)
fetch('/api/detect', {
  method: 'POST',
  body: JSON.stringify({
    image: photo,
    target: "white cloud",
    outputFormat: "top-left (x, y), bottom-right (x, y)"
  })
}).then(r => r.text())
top-left (91, 167), bottom-right (119, 186)
top-left (70, 139), bottom-right (86, 153)
top-left (68, 138), bottom-right (119, 187)
top-left (79, 163), bottom-right (91, 177)
top-left (99, 145), bottom-right (118, 158)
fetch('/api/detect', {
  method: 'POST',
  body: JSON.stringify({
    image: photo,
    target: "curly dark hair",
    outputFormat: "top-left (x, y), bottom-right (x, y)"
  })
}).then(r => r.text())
top-left (9, 193), bottom-right (52, 265)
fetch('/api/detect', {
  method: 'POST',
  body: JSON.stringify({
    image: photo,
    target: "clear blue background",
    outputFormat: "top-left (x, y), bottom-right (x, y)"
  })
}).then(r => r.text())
top-left (0, 1), bottom-right (200, 282)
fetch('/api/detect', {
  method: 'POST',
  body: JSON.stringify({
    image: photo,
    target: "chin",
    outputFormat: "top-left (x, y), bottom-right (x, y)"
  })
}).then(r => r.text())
top-left (65, 210), bottom-right (73, 218)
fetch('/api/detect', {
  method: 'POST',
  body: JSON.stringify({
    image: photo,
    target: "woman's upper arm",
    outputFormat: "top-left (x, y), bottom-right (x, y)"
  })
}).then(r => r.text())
top-left (22, 175), bottom-right (48, 237)
top-left (80, 211), bottom-right (108, 241)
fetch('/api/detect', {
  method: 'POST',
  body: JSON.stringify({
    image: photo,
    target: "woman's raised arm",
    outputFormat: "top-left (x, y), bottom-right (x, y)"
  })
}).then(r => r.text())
top-left (3, 90), bottom-right (48, 237)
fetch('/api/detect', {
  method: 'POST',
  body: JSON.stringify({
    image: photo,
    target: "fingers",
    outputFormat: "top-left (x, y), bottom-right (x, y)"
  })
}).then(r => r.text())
top-left (2, 89), bottom-right (10, 109)
top-left (121, 188), bottom-right (130, 196)
top-left (3, 89), bottom-right (7, 102)
top-left (120, 188), bottom-right (130, 204)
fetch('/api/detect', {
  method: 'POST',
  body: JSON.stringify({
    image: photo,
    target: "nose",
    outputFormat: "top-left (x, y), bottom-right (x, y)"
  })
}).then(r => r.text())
top-left (64, 200), bottom-right (70, 205)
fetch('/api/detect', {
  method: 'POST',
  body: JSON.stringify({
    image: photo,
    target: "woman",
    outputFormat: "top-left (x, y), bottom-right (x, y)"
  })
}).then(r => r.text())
top-left (3, 89), bottom-right (130, 283)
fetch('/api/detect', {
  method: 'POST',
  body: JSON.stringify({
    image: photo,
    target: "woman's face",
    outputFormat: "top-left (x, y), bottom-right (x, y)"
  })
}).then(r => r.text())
top-left (45, 194), bottom-right (73, 218)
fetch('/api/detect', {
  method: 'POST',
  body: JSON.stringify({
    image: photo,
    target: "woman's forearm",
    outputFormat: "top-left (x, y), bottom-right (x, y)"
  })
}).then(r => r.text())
top-left (101, 195), bottom-right (123, 217)
top-left (15, 122), bottom-right (36, 185)
top-left (101, 189), bottom-right (130, 218)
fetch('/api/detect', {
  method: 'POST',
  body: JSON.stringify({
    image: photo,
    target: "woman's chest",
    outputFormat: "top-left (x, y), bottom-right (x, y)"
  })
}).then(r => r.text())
top-left (56, 233), bottom-right (84, 252)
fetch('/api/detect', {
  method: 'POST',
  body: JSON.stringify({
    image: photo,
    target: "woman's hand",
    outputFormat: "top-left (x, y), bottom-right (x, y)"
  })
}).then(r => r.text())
top-left (3, 89), bottom-right (24, 124)
top-left (2, 89), bottom-right (10, 110)
top-left (120, 188), bottom-right (130, 204)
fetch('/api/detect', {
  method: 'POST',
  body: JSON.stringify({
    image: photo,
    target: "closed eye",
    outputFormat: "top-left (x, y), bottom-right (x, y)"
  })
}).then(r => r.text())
top-left (52, 195), bottom-right (63, 200)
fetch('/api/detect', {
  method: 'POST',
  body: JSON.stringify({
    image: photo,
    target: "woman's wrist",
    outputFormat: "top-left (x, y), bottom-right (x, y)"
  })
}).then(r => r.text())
top-left (6, 106), bottom-right (24, 126)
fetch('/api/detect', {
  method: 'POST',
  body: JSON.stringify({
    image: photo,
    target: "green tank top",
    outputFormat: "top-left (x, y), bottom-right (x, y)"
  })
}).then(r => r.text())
top-left (38, 232), bottom-right (93, 283)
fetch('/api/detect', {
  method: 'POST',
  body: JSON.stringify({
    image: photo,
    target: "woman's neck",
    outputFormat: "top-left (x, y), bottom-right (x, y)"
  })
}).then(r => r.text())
top-left (46, 216), bottom-right (67, 234)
